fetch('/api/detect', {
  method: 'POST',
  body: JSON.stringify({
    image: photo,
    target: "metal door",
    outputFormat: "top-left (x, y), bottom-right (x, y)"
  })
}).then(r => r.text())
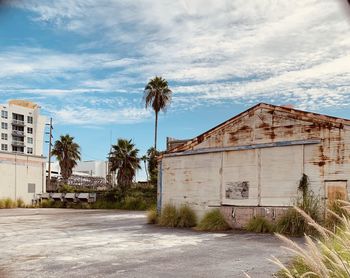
top-left (325, 180), bottom-right (348, 205)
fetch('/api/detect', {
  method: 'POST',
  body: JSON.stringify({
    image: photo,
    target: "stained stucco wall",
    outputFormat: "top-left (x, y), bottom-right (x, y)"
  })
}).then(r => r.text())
top-left (0, 152), bottom-right (46, 204)
top-left (160, 107), bottom-right (350, 216)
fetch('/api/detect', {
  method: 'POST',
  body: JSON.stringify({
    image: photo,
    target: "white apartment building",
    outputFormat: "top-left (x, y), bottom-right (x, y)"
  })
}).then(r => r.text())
top-left (0, 100), bottom-right (47, 204)
top-left (0, 100), bottom-right (46, 155)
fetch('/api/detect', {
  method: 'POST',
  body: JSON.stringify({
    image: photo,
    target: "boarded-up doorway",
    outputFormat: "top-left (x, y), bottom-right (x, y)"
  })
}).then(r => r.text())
top-left (325, 180), bottom-right (348, 205)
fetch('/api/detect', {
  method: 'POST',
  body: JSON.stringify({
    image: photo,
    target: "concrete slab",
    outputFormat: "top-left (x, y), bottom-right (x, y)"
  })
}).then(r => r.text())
top-left (0, 209), bottom-right (291, 277)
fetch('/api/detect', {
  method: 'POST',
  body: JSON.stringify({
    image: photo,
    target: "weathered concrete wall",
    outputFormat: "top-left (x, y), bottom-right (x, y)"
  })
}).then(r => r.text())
top-left (160, 105), bottom-right (350, 220)
top-left (161, 153), bottom-right (221, 217)
top-left (220, 206), bottom-right (289, 229)
top-left (0, 151), bottom-right (46, 204)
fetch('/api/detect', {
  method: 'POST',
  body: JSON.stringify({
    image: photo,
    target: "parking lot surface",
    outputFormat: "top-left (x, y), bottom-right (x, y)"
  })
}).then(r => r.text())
top-left (0, 209), bottom-right (290, 277)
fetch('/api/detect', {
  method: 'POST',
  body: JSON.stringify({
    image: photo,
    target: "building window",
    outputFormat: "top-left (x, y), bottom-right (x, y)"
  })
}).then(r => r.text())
top-left (27, 137), bottom-right (33, 144)
top-left (28, 183), bottom-right (35, 193)
top-left (27, 147), bottom-right (33, 154)
top-left (1, 133), bottom-right (7, 140)
top-left (1, 110), bottom-right (8, 119)
top-left (27, 127), bottom-right (33, 134)
top-left (27, 116), bottom-right (33, 124)
top-left (12, 146), bottom-right (24, 153)
top-left (1, 122), bottom-right (8, 129)
top-left (1, 144), bottom-right (8, 151)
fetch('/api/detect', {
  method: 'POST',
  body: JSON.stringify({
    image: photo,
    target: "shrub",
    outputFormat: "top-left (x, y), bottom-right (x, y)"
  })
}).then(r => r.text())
top-left (90, 200), bottom-right (120, 209)
top-left (40, 199), bottom-right (55, 208)
top-left (276, 174), bottom-right (322, 237)
top-left (276, 195), bottom-right (322, 237)
top-left (275, 257), bottom-right (311, 278)
top-left (325, 200), bottom-right (349, 231)
top-left (4, 198), bottom-right (16, 208)
top-left (103, 188), bottom-right (124, 203)
top-left (0, 199), bottom-right (5, 209)
top-left (196, 209), bottom-right (231, 231)
top-left (80, 202), bottom-right (91, 209)
top-left (122, 196), bottom-right (147, 210)
top-left (158, 204), bottom-right (179, 227)
top-left (58, 184), bottom-right (76, 193)
top-left (147, 207), bottom-right (158, 224)
top-left (16, 198), bottom-right (25, 208)
top-left (246, 216), bottom-right (275, 233)
top-left (272, 204), bottom-right (350, 277)
top-left (177, 205), bottom-right (197, 228)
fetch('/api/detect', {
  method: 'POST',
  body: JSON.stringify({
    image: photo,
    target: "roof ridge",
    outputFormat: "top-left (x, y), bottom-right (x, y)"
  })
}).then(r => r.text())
top-left (163, 103), bottom-right (350, 155)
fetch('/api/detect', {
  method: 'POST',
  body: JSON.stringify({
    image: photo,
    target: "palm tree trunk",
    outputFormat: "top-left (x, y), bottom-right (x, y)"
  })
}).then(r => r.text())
top-left (154, 111), bottom-right (158, 150)
top-left (144, 161), bottom-right (149, 181)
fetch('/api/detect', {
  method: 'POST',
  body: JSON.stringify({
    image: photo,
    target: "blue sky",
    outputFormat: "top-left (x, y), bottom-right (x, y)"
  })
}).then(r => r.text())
top-left (0, 0), bottom-right (350, 178)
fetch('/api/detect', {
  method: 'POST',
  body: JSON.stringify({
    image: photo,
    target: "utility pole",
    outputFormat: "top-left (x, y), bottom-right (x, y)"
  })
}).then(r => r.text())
top-left (45, 118), bottom-right (53, 191)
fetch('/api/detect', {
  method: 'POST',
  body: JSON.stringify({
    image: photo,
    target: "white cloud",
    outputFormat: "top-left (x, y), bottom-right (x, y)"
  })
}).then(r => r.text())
top-left (49, 106), bottom-right (151, 125)
top-left (4, 0), bottom-right (350, 118)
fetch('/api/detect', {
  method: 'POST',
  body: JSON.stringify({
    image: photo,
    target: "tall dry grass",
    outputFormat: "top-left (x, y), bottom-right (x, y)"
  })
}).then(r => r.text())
top-left (273, 202), bottom-right (350, 278)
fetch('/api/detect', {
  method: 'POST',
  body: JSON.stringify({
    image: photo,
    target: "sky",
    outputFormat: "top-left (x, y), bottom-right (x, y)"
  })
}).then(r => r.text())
top-left (0, 0), bottom-right (350, 179)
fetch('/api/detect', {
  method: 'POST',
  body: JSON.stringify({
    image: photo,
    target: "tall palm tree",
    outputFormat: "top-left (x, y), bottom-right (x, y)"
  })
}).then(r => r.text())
top-left (109, 139), bottom-right (141, 192)
top-left (51, 134), bottom-right (81, 182)
top-left (144, 76), bottom-right (172, 150)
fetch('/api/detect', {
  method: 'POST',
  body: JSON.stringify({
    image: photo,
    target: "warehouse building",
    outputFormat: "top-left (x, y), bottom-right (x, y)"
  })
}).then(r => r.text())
top-left (0, 100), bottom-right (47, 204)
top-left (158, 103), bottom-right (350, 227)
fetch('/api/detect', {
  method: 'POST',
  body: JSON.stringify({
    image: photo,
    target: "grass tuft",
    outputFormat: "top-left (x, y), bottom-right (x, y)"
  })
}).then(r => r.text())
top-left (123, 196), bottom-right (147, 210)
top-left (147, 207), bottom-right (158, 224)
top-left (196, 209), bottom-right (231, 231)
top-left (325, 200), bottom-right (349, 231)
top-left (272, 201), bottom-right (350, 277)
top-left (246, 216), bottom-right (275, 233)
top-left (177, 205), bottom-right (197, 228)
top-left (16, 198), bottom-right (25, 208)
top-left (276, 190), bottom-right (322, 237)
top-left (4, 198), bottom-right (16, 208)
top-left (40, 199), bottom-right (55, 208)
top-left (158, 204), bottom-right (179, 227)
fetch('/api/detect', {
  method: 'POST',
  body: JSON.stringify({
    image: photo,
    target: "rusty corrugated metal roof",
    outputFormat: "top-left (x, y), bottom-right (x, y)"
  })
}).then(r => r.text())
top-left (160, 103), bottom-right (350, 158)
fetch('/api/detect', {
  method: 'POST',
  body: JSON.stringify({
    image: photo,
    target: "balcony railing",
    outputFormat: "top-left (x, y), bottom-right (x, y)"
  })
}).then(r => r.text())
top-left (12, 130), bottom-right (25, 137)
top-left (12, 140), bottom-right (25, 147)
top-left (12, 119), bottom-right (25, 126)
top-left (12, 150), bottom-right (24, 154)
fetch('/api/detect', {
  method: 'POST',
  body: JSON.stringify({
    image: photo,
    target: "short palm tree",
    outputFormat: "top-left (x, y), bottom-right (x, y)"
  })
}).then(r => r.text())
top-left (141, 155), bottom-right (149, 181)
top-left (51, 134), bottom-right (81, 182)
top-left (109, 139), bottom-right (141, 192)
top-left (144, 76), bottom-right (172, 150)
top-left (147, 147), bottom-right (160, 185)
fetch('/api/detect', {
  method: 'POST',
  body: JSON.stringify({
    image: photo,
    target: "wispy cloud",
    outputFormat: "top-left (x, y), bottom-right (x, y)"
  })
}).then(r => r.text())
top-left (3, 0), bottom-right (350, 124)
top-left (47, 106), bottom-right (151, 125)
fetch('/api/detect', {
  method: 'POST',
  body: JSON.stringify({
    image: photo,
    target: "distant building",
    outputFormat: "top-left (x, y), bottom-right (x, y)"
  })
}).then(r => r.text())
top-left (0, 100), bottom-right (47, 204)
top-left (74, 160), bottom-right (108, 178)
top-left (48, 160), bottom-right (108, 179)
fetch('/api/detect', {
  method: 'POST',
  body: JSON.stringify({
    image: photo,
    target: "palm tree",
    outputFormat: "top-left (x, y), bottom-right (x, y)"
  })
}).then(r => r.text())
top-left (141, 155), bottom-right (149, 181)
top-left (51, 134), bottom-right (81, 182)
top-left (147, 147), bottom-right (160, 185)
top-left (109, 139), bottom-right (141, 192)
top-left (144, 76), bottom-right (172, 150)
